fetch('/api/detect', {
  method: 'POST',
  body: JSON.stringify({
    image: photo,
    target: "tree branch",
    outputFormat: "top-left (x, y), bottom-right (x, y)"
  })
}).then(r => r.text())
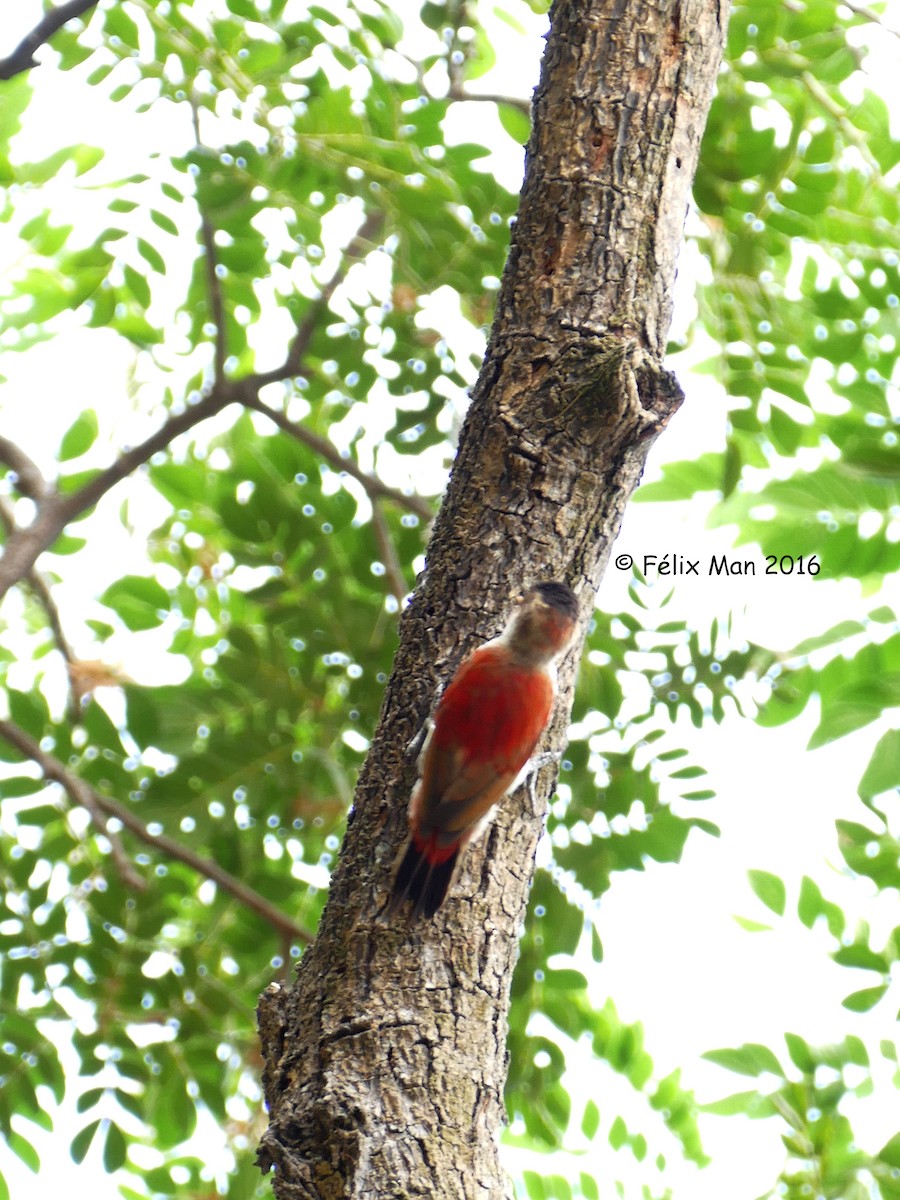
top-left (840, 0), bottom-right (900, 36)
top-left (0, 210), bottom-right (428, 603)
top-left (238, 389), bottom-right (433, 521)
top-left (0, 0), bottom-right (100, 80)
top-left (0, 711), bottom-right (144, 890)
top-left (447, 85), bottom-right (531, 115)
top-left (371, 500), bottom-right (408, 603)
top-left (0, 718), bottom-right (312, 944)
top-left (250, 210), bottom-right (384, 390)
top-left (0, 436), bottom-right (50, 500)
top-left (0, 496), bottom-right (84, 719)
top-left (0, 387), bottom-right (238, 604)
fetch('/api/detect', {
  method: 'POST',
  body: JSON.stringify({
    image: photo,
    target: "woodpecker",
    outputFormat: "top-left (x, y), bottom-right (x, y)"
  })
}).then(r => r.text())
top-left (390, 581), bottom-right (579, 919)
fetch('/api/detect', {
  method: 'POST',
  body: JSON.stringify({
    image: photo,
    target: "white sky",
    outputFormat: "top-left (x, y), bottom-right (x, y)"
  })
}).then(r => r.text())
top-left (2, 1), bottom-right (900, 1198)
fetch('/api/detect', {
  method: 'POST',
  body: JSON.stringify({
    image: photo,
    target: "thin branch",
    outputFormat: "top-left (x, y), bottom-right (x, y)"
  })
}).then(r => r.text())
top-left (0, 210), bottom-right (431, 603)
top-left (251, 210), bottom-right (385, 390)
top-left (0, 0), bottom-right (99, 80)
top-left (0, 718), bottom-right (312, 945)
top-left (441, 2), bottom-right (531, 116)
top-left (0, 436), bottom-right (50, 500)
top-left (0, 496), bottom-right (82, 718)
top-left (0, 500), bottom-right (75, 663)
top-left (801, 71), bottom-right (883, 175)
top-left (840, 0), bottom-right (900, 36)
top-left (0, 713), bottom-right (143, 890)
top-left (0, 386), bottom-right (238, 603)
top-left (371, 500), bottom-right (408, 604)
top-left (239, 389), bottom-right (433, 521)
top-left (191, 98), bottom-right (228, 382)
top-left (447, 85), bottom-right (532, 116)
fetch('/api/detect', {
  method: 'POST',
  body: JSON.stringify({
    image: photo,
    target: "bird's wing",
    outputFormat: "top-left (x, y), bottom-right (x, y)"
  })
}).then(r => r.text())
top-left (415, 648), bottom-right (554, 844)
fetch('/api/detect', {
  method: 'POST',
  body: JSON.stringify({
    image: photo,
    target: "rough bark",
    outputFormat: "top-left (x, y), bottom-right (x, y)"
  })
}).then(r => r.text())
top-left (258, 0), bottom-right (729, 1195)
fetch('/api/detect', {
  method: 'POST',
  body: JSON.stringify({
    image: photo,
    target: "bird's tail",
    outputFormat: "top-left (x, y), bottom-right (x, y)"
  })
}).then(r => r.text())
top-left (389, 835), bottom-right (458, 919)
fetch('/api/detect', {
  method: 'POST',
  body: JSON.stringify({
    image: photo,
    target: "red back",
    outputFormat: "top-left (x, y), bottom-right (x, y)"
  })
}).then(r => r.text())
top-left (433, 645), bottom-right (553, 776)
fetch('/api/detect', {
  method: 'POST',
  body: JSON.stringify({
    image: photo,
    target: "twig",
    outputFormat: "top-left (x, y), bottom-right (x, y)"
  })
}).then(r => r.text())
top-left (251, 211), bottom-right (385, 390)
top-left (239, 390), bottom-right (433, 520)
top-left (371, 501), bottom-right (408, 603)
top-left (0, 436), bottom-right (50, 500)
top-left (0, 712), bottom-right (143, 889)
top-left (190, 98), bottom-right (228, 382)
top-left (0, 718), bottom-right (313, 944)
top-left (800, 71), bottom-right (882, 175)
top-left (0, 0), bottom-right (100, 80)
top-left (447, 85), bottom-right (531, 116)
top-left (0, 496), bottom-right (82, 718)
top-left (840, 0), bottom-right (900, 36)
top-left (441, 2), bottom-right (531, 116)
top-left (0, 499), bottom-right (76, 664)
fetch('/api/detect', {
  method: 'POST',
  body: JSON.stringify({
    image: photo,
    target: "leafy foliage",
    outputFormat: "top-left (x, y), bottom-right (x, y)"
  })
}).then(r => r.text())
top-left (0, 0), bottom-right (897, 1197)
top-left (703, 1030), bottom-right (900, 1200)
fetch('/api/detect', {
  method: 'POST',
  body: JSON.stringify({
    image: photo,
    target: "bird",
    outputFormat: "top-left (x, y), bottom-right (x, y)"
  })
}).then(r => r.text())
top-left (389, 580), bottom-right (579, 918)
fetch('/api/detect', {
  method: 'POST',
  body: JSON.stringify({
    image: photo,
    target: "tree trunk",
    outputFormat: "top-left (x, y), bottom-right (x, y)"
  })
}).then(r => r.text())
top-left (257, 0), bottom-right (729, 1194)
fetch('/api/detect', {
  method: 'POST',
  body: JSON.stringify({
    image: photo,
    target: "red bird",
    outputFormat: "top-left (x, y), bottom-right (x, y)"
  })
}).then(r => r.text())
top-left (390, 581), bottom-right (579, 918)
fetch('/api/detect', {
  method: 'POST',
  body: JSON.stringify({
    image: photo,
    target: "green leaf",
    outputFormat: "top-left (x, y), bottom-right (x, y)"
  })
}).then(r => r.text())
top-left (875, 1130), bottom-right (900, 1171)
top-left (59, 409), bottom-right (99, 461)
top-left (634, 453), bottom-right (725, 502)
top-left (797, 876), bottom-right (844, 939)
top-left (70, 1119), bottom-right (101, 1164)
top-left (137, 237), bottom-right (166, 274)
top-left (858, 729), bottom-right (900, 800)
top-left (76, 1087), bottom-right (106, 1114)
top-left (150, 209), bottom-right (179, 236)
top-left (748, 869), bottom-right (786, 916)
top-left (580, 1099), bottom-right (600, 1140)
top-left (842, 984), bottom-right (889, 1012)
top-left (497, 102), bottom-right (531, 145)
top-left (784, 1032), bottom-right (816, 1073)
top-left (99, 575), bottom-right (170, 631)
top-left (102, 1121), bottom-right (128, 1172)
top-left (833, 943), bottom-right (888, 973)
top-left (733, 915), bottom-right (772, 933)
top-left (7, 1131), bottom-right (39, 1173)
top-left (701, 1089), bottom-right (775, 1117)
top-left (703, 1043), bottom-right (783, 1078)
top-left (105, 6), bottom-right (140, 48)
top-left (124, 263), bottom-right (151, 309)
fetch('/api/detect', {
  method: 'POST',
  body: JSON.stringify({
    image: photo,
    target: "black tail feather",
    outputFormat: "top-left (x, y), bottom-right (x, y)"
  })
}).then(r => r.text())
top-left (390, 840), bottom-right (458, 919)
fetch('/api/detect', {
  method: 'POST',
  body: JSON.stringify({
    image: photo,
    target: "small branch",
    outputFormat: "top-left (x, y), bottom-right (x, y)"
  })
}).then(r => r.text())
top-left (251, 211), bottom-right (384, 390)
top-left (0, 436), bottom-right (50, 500)
top-left (0, 211), bottom-right (426, 602)
top-left (442, 3), bottom-right (532, 116)
top-left (0, 718), bottom-right (312, 945)
top-left (447, 85), bottom-right (531, 116)
top-left (0, 497), bottom-right (82, 718)
top-left (371, 501), bottom-right (408, 603)
top-left (840, 0), bottom-right (900, 36)
top-left (0, 501), bottom-right (76, 664)
top-left (0, 714), bottom-right (143, 890)
top-left (0, 387), bottom-right (238, 604)
top-left (191, 98), bottom-right (228, 382)
top-left (239, 390), bottom-right (432, 521)
top-left (0, 0), bottom-right (99, 80)
top-left (801, 71), bottom-right (882, 175)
